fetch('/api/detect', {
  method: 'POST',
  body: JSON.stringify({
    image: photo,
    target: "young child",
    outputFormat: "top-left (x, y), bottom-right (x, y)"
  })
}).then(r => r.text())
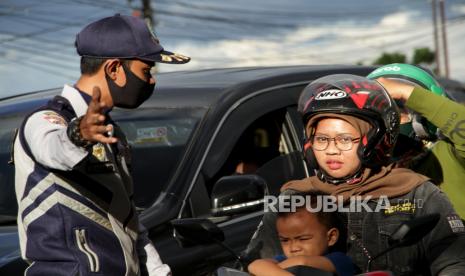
top-left (248, 191), bottom-right (354, 276)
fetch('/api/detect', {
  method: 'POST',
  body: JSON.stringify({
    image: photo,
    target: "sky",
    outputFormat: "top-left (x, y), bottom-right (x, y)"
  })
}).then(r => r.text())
top-left (1, 0), bottom-right (464, 98)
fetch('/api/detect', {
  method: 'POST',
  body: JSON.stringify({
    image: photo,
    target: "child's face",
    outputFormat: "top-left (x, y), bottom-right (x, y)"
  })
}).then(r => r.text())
top-left (310, 118), bottom-right (361, 179)
top-left (277, 208), bottom-right (337, 258)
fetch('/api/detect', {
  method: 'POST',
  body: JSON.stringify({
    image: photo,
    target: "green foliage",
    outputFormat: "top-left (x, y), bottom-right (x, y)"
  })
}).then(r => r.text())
top-left (413, 47), bottom-right (435, 65)
top-left (373, 52), bottom-right (406, 65)
top-left (372, 47), bottom-right (435, 66)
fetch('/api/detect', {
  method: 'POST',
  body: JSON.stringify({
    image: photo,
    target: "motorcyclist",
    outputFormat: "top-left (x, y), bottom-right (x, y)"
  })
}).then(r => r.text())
top-left (277, 74), bottom-right (465, 275)
top-left (367, 63), bottom-right (465, 218)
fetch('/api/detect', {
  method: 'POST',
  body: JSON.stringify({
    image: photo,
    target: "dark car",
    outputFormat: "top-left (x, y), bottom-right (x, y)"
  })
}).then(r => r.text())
top-left (0, 65), bottom-right (378, 275)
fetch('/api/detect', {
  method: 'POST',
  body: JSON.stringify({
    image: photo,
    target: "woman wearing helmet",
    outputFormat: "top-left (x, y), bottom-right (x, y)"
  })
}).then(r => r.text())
top-left (282, 74), bottom-right (465, 275)
top-left (367, 63), bottom-right (465, 218)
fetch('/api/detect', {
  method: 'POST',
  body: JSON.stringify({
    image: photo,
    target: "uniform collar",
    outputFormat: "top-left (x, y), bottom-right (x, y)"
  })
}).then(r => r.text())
top-left (61, 85), bottom-right (89, 117)
top-left (62, 85), bottom-right (113, 116)
top-left (74, 85), bottom-right (92, 105)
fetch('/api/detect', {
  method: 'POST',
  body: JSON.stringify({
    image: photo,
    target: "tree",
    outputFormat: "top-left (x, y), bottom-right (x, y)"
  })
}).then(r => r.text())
top-left (373, 52), bottom-right (406, 65)
top-left (413, 47), bottom-right (435, 65)
top-left (370, 47), bottom-right (438, 74)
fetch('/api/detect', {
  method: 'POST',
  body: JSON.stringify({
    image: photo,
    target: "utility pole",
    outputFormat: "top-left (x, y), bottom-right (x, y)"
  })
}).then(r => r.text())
top-left (142, 0), bottom-right (155, 28)
top-left (141, 0), bottom-right (158, 73)
top-left (128, 0), bottom-right (155, 27)
top-left (439, 0), bottom-right (450, 78)
top-left (432, 0), bottom-right (441, 76)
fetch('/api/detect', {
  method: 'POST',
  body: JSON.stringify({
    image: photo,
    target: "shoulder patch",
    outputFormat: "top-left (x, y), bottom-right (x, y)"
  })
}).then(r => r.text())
top-left (42, 111), bottom-right (67, 126)
top-left (447, 214), bottom-right (465, 233)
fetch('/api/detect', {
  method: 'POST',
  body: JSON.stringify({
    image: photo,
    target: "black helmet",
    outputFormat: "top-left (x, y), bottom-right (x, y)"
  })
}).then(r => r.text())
top-left (298, 74), bottom-right (400, 168)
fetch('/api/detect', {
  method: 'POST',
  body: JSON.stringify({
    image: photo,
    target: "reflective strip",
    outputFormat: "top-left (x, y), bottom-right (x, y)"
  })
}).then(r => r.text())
top-left (20, 173), bottom-right (107, 220)
top-left (23, 191), bottom-right (112, 231)
top-left (53, 175), bottom-right (108, 214)
top-left (19, 175), bottom-right (56, 216)
top-left (75, 229), bottom-right (100, 272)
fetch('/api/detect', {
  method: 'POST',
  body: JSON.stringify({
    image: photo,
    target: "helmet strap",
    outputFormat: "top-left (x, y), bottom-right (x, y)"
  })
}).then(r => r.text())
top-left (303, 138), bottom-right (319, 170)
top-left (316, 166), bottom-right (363, 185)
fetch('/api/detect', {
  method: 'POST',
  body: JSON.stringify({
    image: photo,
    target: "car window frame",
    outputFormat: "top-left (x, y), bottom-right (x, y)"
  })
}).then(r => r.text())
top-left (179, 82), bottom-right (311, 219)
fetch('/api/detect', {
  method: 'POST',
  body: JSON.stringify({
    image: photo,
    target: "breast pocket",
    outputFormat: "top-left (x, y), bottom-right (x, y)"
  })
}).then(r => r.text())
top-left (378, 220), bottom-right (416, 275)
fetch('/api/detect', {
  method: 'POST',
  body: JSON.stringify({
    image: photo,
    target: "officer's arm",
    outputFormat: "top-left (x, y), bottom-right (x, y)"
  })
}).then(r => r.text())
top-left (137, 222), bottom-right (171, 276)
top-left (24, 110), bottom-right (88, 171)
top-left (417, 182), bottom-right (465, 275)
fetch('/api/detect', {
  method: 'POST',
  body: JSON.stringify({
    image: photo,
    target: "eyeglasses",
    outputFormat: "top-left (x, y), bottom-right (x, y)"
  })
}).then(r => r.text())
top-left (312, 135), bottom-right (361, 151)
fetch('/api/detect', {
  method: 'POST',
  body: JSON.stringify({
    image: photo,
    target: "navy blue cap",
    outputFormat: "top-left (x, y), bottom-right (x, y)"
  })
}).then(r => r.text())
top-left (75, 14), bottom-right (190, 64)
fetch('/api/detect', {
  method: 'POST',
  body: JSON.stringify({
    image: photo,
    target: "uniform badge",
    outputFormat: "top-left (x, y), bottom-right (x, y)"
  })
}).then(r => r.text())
top-left (160, 52), bottom-right (190, 63)
top-left (92, 143), bottom-right (108, 162)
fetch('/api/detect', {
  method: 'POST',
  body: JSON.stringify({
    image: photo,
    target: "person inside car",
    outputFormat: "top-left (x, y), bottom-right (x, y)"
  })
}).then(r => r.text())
top-left (367, 63), bottom-right (465, 218)
top-left (248, 191), bottom-right (354, 276)
top-left (279, 74), bottom-right (465, 274)
top-left (14, 14), bottom-right (189, 276)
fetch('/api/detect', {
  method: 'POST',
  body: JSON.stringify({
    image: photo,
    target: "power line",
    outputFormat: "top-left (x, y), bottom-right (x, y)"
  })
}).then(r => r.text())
top-left (0, 42), bottom-right (76, 70)
top-left (0, 28), bottom-right (74, 47)
top-left (0, 1), bottom-right (49, 12)
top-left (189, 17), bottom-right (465, 65)
top-left (2, 0), bottom-right (463, 70)
top-left (55, 0), bottom-right (131, 11)
top-left (0, 11), bottom-right (86, 26)
top-left (156, 0), bottom-right (428, 18)
top-left (0, 13), bottom-right (109, 45)
top-left (154, 7), bottom-right (299, 29)
top-left (0, 16), bottom-right (76, 46)
top-left (1, 55), bottom-right (76, 80)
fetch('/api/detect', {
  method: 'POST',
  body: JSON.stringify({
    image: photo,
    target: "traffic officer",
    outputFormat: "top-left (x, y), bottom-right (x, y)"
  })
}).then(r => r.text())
top-left (14, 14), bottom-right (189, 276)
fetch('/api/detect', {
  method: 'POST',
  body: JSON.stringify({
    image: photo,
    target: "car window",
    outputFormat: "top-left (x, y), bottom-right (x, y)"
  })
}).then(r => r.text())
top-left (184, 109), bottom-right (283, 218)
top-left (180, 84), bottom-right (309, 219)
top-left (186, 107), bottom-right (306, 218)
top-left (210, 109), bottom-right (288, 186)
top-left (114, 107), bottom-right (206, 209)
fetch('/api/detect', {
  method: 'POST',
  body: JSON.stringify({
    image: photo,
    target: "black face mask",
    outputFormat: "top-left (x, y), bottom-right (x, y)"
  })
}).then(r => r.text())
top-left (105, 63), bottom-right (154, 109)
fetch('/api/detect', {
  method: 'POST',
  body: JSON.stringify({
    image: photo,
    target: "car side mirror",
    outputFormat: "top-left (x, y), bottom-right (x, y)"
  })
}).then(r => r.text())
top-left (171, 218), bottom-right (224, 248)
top-left (211, 174), bottom-right (267, 217)
top-left (171, 218), bottom-right (244, 266)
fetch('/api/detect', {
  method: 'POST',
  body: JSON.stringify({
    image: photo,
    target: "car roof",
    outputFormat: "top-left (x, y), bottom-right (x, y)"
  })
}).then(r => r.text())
top-left (147, 65), bottom-right (376, 108)
top-left (0, 65), bottom-right (376, 114)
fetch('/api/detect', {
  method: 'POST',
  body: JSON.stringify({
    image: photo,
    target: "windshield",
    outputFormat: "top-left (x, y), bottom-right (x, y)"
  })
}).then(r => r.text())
top-left (0, 107), bottom-right (206, 222)
top-left (113, 107), bottom-right (206, 208)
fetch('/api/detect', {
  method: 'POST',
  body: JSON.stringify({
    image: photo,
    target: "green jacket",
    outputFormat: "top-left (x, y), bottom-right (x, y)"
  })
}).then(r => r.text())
top-left (407, 87), bottom-right (465, 218)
